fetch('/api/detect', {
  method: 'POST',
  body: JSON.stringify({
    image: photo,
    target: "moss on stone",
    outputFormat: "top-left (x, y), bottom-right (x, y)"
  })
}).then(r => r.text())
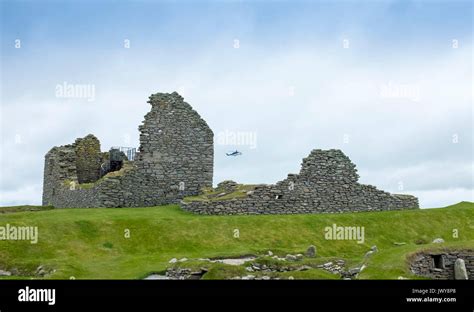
top-left (100, 161), bottom-right (133, 179)
top-left (61, 161), bottom-right (134, 191)
top-left (77, 182), bottom-right (96, 189)
top-left (183, 184), bottom-right (257, 202)
top-left (74, 134), bottom-right (102, 184)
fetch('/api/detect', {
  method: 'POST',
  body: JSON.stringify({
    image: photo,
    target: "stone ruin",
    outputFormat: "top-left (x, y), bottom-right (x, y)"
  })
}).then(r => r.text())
top-left (42, 92), bottom-right (214, 208)
top-left (43, 91), bottom-right (419, 213)
top-left (181, 149), bottom-right (419, 214)
top-left (409, 250), bottom-right (473, 280)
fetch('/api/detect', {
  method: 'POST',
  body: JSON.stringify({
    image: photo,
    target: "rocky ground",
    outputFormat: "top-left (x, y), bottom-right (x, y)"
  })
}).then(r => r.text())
top-left (145, 245), bottom-right (378, 280)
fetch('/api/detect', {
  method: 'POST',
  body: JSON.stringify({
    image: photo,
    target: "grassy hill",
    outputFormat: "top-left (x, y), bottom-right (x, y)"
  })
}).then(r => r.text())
top-left (0, 202), bottom-right (472, 279)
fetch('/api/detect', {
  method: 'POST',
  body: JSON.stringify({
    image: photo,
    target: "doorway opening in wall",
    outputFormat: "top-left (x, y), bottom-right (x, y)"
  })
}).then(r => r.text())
top-left (275, 195), bottom-right (283, 199)
top-left (432, 255), bottom-right (444, 269)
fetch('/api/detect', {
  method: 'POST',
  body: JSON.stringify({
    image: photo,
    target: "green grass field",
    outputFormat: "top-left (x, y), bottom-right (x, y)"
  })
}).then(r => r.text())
top-left (0, 202), bottom-right (472, 279)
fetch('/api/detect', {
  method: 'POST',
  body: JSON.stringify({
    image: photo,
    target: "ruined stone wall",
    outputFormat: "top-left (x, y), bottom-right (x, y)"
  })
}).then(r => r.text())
top-left (42, 92), bottom-right (214, 208)
top-left (48, 187), bottom-right (100, 208)
top-left (181, 149), bottom-right (419, 215)
top-left (42, 135), bottom-right (104, 207)
top-left (42, 145), bottom-right (77, 206)
top-left (91, 92), bottom-right (214, 207)
top-left (44, 91), bottom-right (416, 212)
top-left (74, 135), bottom-right (102, 183)
top-left (409, 250), bottom-right (474, 280)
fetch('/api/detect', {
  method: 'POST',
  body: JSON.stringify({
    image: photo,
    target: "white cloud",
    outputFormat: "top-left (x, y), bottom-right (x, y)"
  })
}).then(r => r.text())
top-left (410, 188), bottom-right (474, 209)
top-left (1, 38), bottom-right (472, 208)
top-left (0, 183), bottom-right (43, 206)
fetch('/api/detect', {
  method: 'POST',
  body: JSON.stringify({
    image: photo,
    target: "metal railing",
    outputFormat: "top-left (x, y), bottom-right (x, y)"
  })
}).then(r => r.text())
top-left (110, 146), bottom-right (137, 161)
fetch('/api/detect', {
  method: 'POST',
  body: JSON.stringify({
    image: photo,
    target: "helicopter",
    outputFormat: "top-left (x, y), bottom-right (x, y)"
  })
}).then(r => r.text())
top-left (226, 150), bottom-right (242, 156)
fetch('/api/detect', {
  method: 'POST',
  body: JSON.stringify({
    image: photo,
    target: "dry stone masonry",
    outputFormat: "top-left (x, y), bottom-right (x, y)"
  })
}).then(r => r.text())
top-left (43, 91), bottom-right (418, 213)
top-left (181, 149), bottom-right (419, 215)
top-left (42, 92), bottom-right (213, 208)
top-left (409, 250), bottom-right (474, 280)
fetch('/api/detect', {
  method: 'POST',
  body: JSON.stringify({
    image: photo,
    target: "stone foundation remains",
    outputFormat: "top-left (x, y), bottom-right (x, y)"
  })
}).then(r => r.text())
top-left (409, 249), bottom-right (473, 280)
top-left (180, 149), bottom-right (419, 215)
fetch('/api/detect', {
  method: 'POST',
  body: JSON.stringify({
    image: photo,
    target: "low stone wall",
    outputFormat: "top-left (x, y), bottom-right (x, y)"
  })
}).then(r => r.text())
top-left (90, 165), bottom-right (187, 208)
top-left (181, 191), bottom-right (417, 215)
top-left (181, 149), bottom-right (419, 215)
top-left (52, 187), bottom-right (100, 208)
top-left (409, 250), bottom-right (474, 280)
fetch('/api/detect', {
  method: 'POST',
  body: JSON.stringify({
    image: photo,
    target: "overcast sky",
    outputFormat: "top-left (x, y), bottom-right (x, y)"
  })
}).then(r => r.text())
top-left (1, 0), bottom-right (472, 208)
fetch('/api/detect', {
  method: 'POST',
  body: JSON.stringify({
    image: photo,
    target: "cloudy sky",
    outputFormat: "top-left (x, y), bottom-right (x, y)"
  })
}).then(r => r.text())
top-left (1, 0), bottom-right (472, 207)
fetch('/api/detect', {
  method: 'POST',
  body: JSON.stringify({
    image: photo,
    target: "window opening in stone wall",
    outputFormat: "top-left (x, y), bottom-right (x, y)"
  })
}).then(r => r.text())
top-left (432, 255), bottom-right (444, 269)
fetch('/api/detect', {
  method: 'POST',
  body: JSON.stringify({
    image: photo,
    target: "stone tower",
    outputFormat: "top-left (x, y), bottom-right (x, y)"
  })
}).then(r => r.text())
top-left (136, 92), bottom-right (214, 198)
top-left (42, 92), bottom-right (214, 208)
